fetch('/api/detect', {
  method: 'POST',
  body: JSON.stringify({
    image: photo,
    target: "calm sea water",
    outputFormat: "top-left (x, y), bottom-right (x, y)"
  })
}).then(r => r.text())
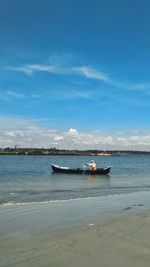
top-left (0, 154), bottom-right (150, 205)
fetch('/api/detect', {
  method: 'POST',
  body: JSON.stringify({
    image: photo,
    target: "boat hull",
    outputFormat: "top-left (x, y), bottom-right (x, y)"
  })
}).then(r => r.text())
top-left (51, 164), bottom-right (111, 175)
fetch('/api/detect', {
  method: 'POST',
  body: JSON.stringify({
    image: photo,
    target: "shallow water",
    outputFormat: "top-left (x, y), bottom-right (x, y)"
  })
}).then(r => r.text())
top-left (0, 154), bottom-right (150, 205)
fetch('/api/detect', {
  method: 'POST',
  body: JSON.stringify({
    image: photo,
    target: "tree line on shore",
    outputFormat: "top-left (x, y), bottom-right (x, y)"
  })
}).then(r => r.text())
top-left (0, 147), bottom-right (150, 156)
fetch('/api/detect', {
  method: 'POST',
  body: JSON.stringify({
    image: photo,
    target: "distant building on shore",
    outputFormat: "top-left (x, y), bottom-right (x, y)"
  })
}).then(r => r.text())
top-left (97, 151), bottom-right (112, 156)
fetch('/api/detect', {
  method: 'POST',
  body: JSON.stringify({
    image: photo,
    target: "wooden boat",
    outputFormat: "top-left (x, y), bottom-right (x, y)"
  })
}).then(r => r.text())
top-left (51, 164), bottom-right (111, 175)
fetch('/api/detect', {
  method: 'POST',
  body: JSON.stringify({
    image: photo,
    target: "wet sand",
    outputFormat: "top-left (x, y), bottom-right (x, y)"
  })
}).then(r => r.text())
top-left (1, 192), bottom-right (150, 267)
top-left (1, 211), bottom-right (150, 267)
top-left (49, 211), bottom-right (150, 267)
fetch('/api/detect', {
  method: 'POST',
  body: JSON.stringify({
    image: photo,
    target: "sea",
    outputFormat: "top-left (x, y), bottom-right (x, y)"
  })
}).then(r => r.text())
top-left (2, 154), bottom-right (150, 267)
top-left (0, 154), bottom-right (150, 206)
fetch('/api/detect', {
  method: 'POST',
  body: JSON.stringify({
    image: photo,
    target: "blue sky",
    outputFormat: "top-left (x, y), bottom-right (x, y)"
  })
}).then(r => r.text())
top-left (1, 0), bottom-right (150, 150)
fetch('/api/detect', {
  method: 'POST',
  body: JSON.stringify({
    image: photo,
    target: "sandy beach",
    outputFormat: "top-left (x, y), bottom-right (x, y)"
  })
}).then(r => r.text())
top-left (1, 210), bottom-right (150, 267)
top-left (48, 211), bottom-right (150, 267)
top-left (1, 191), bottom-right (150, 267)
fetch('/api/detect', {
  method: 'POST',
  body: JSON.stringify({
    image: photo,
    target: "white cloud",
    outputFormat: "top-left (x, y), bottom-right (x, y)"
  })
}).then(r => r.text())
top-left (1, 116), bottom-right (150, 150)
top-left (7, 91), bottom-right (26, 98)
top-left (103, 136), bottom-right (113, 145)
top-left (129, 135), bottom-right (150, 145)
top-left (75, 66), bottom-right (109, 82)
top-left (66, 128), bottom-right (79, 137)
top-left (5, 131), bottom-right (16, 137)
top-left (10, 63), bottom-right (110, 84)
top-left (8, 61), bottom-right (150, 95)
top-left (54, 135), bottom-right (64, 141)
top-left (0, 91), bottom-right (26, 102)
top-left (3, 53), bottom-right (150, 95)
top-left (9, 64), bottom-right (66, 76)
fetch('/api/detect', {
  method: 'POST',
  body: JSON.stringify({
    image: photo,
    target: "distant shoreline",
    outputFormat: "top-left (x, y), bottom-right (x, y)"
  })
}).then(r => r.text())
top-left (0, 148), bottom-right (150, 156)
